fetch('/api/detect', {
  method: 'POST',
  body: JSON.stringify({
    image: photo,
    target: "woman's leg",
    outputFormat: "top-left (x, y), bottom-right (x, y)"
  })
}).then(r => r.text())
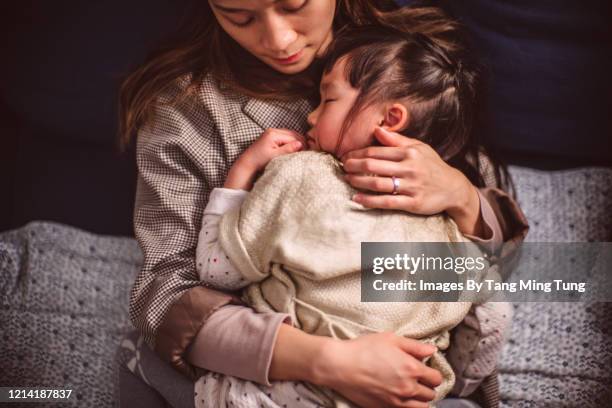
top-left (118, 364), bottom-right (168, 408)
top-left (116, 330), bottom-right (196, 408)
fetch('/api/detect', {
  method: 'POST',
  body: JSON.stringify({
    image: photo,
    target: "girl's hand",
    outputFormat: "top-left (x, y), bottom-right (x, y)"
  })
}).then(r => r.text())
top-left (224, 128), bottom-right (305, 190)
top-left (341, 127), bottom-right (484, 237)
top-left (312, 332), bottom-right (443, 408)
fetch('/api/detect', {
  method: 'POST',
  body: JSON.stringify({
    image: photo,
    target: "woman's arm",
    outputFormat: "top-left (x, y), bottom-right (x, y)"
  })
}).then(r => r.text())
top-left (133, 89), bottom-right (307, 382)
top-left (189, 306), bottom-right (445, 406)
top-left (131, 82), bottom-right (271, 379)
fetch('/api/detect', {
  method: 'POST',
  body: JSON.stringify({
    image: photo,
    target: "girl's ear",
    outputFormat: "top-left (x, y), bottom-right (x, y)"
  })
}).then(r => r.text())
top-left (382, 103), bottom-right (409, 132)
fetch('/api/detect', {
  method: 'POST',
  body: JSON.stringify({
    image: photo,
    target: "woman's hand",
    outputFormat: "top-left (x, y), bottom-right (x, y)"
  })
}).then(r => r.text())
top-left (224, 128), bottom-right (305, 190)
top-left (313, 332), bottom-right (443, 408)
top-left (341, 127), bottom-right (484, 237)
top-left (270, 325), bottom-right (441, 408)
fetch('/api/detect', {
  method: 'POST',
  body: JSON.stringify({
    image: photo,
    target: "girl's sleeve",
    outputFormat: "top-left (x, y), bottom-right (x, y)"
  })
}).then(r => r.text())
top-left (196, 188), bottom-right (251, 290)
top-left (131, 84), bottom-right (283, 380)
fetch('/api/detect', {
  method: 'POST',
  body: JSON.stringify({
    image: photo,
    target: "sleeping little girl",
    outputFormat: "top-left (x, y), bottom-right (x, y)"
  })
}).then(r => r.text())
top-left (193, 18), bottom-right (511, 408)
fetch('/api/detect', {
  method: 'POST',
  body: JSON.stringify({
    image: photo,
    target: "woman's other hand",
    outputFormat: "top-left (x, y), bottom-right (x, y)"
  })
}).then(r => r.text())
top-left (341, 127), bottom-right (484, 237)
top-left (224, 128), bottom-right (305, 190)
top-left (313, 332), bottom-right (442, 408)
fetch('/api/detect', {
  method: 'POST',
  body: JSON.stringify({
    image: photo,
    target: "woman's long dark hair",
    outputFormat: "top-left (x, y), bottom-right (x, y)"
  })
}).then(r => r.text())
top-left (118, 0), bottom-right (399, 149)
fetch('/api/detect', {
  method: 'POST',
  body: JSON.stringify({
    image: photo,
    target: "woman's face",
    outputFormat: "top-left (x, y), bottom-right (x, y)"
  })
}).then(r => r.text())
top-left (306, 57), bottom-right (385, 157)
top-left (209, 0), bottom-right (336, 74)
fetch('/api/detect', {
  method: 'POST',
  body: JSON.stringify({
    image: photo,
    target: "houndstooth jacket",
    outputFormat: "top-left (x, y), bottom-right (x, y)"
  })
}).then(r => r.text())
top-left (129, 73), bottom-right (529, 378)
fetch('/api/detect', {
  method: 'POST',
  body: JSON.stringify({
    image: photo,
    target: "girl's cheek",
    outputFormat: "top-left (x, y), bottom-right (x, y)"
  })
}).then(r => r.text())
top-left (318, 120), bottom-right (340, 153)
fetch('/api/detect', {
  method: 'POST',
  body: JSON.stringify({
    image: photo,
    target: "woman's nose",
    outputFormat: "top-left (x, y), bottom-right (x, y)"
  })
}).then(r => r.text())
top-left (260, 14), bottom-right (298, 53)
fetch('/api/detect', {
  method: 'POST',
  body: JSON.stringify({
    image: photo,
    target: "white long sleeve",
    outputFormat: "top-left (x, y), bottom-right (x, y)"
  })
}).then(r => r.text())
top-left (196, 188), bottom-right (250, 290)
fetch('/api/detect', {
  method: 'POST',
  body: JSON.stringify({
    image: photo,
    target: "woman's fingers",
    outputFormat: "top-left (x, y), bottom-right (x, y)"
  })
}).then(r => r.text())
top-left (396, 337), bottom-right (437, 358)
top-left (353, 193), bottom-right (419, 212)
top-left (391, 384), bottom-right (436, 408)
top-left (343, 158), bottom-right (406, 177)
top-left (408, 383), bottom-right (437, 402)
top-left (415, 364), bottom-right (444, 389)
top-left (345, 174), bottom-right (420, 196)
top-left (345, 174), bottom-right (397, 194)
top-left (404, 402), bottom-right (430, 408)
top-left (341, 146), bottom-right (408, 162)
top-left (392, 397), bottom-right (431, 408)
top-left (373, 126), bottom-right (421, 148)
top-left (392, 337), bottom-right (443, 388)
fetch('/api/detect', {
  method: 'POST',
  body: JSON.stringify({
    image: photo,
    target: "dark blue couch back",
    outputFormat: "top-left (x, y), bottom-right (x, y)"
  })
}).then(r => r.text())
top-left (405, 0), bottom-right (612, 165)
top-left (0, 1), bottom-right (185, 235)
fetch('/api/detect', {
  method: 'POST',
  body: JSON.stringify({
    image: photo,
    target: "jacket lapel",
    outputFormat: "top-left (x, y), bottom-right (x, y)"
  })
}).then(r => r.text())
top-left (242, 98), bottom-right (313, 134)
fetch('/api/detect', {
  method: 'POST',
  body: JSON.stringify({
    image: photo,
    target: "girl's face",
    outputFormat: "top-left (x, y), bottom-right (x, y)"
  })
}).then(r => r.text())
top-left (209, 0), bottom-right (335, 74)
top-left (306, 57), bottom-right (386, 157)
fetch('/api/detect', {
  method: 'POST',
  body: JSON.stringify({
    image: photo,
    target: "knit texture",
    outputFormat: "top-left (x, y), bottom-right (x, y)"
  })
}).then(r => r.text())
top-left (219, 151), bottom-right (488, 404)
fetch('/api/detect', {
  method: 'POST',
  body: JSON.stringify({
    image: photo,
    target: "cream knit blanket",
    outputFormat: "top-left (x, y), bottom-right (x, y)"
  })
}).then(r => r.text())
top-left (219, 151), bottom-right (486, 405)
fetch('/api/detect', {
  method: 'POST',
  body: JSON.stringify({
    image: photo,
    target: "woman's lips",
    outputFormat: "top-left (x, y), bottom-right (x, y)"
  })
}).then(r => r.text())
top-left (273, 48), bottom-right (304, 65)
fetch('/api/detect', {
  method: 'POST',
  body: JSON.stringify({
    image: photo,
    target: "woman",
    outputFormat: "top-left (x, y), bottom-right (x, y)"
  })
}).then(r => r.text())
top-left (117, 1), bottom-right (528, 407)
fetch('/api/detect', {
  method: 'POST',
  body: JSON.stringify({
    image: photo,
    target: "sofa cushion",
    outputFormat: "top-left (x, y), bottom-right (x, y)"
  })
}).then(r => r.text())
top-left (498, 166), bottom-right (612, 407)
top-left (0, 222), bottom-right (141, 407)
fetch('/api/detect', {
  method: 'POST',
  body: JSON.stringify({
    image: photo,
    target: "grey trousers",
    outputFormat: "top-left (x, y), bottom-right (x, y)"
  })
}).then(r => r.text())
top-left (116, 331), bottom-right (481, 408)
top-left (116, 331), bottom-right (195, 408)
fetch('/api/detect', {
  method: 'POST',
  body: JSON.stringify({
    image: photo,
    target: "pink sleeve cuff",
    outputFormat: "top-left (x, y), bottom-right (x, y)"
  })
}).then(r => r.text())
top-left (463, 189), bottom-right (503, 254)
top-left (186, 304), bottom-right (290, 386)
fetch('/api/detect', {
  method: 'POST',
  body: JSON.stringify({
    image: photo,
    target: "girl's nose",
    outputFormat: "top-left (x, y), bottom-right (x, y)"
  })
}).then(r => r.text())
top-left (260, 13), bottom-right (298, 53)
top-left (307, 106), bottom-right (320, 128)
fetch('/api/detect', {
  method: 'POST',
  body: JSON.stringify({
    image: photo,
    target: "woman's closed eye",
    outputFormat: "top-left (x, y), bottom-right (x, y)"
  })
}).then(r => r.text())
top-left (222, 0), bottom-right (308, 27)
top-left (231, 17), bottom-right (254, 27)
top-left (323, 98), bottom-right (337, 103)
top-left (282, 0), bottom-right (309, 13)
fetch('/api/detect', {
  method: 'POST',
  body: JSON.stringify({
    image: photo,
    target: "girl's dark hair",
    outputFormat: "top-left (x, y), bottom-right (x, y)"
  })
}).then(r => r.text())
top-left (323, 9), bottom-right (492, 188)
